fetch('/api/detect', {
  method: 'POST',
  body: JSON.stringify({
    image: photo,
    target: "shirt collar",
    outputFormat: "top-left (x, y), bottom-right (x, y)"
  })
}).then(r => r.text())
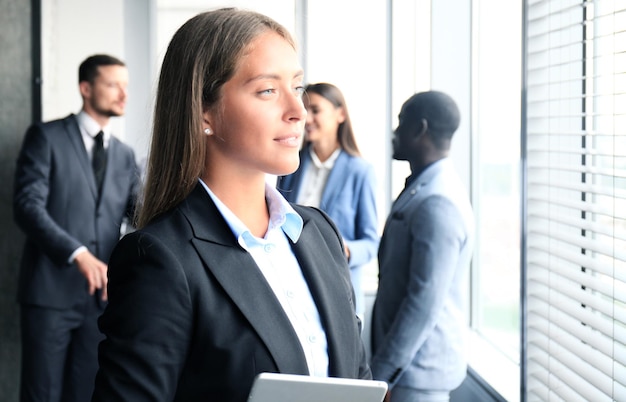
top-left (77, 110), bottom-right (111, 140)
top-left (407, 160), bottom-right (440, 187)
top-left (309, 147), bottom-right (341, 169)
top-left (198, 179), bottom-right (303, 244)
top-left (265, 183), bottom-right (303, 242)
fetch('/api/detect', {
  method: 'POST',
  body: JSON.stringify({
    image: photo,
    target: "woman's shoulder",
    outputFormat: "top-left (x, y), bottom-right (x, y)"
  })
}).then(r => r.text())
top-left (291, 204), bottom-right (338, 233)
top-left (290, 204), bottom-right (344, 249)
top-left (337, 151), bottom-right (376, 181)
top-left (291, 203), bottom-right (326, 222)
top-left (131, 206), bottom-right (193, 245)
top-left (339, 151), bottom-right (372, 168)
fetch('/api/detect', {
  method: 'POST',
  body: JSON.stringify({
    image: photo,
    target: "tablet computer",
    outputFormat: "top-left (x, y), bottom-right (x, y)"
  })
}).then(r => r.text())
top-left (247, 372), bottom-right (388, 402)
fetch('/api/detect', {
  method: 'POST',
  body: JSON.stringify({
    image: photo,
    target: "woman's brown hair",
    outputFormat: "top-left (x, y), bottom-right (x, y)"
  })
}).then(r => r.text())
top-left (304, 82), bottom-right (361, 157)
top-left (137, 8), bottom-right (295, 228)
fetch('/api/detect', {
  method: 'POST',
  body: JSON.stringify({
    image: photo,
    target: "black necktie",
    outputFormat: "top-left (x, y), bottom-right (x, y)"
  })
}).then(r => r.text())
top-left (92, 131), bottom-right (107, 194)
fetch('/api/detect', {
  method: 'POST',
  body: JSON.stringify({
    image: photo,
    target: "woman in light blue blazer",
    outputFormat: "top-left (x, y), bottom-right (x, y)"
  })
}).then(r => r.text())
top-left (277, 83), bottom-right (379, 320)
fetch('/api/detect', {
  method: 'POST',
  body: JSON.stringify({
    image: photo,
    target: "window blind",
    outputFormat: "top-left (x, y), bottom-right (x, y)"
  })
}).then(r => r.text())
top-left (525, 0), bottom-right (626, 401)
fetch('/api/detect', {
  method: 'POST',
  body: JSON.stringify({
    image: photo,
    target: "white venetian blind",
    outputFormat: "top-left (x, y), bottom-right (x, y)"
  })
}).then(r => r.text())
top-left (525, 0), bottom-right (626, 401)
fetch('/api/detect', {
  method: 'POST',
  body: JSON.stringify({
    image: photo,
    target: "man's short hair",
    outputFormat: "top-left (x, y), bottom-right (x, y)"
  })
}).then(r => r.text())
top-left (78, 54), bottom-right (125, 84)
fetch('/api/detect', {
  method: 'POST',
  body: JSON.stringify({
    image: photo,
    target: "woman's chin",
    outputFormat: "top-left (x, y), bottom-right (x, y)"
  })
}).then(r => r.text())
top-left (271, 157), bottom-right (300, 177)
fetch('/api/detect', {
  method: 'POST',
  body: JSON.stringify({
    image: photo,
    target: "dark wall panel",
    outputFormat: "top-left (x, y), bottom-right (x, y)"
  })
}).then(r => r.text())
top-left (0, 0), bottom-right (33, 400)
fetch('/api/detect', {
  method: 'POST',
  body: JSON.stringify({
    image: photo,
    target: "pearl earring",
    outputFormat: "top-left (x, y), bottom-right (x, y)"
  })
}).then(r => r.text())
top-left (204, 127), bottom-right (212, 135)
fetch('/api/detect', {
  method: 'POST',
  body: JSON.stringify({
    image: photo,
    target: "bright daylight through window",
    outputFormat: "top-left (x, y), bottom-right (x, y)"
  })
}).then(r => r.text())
top-left (525, 1), bottom-right (626, 400)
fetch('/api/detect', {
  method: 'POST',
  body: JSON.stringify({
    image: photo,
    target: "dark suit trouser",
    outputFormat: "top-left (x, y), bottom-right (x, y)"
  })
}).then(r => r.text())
top-left (20, 296), bottom-right (104, 402)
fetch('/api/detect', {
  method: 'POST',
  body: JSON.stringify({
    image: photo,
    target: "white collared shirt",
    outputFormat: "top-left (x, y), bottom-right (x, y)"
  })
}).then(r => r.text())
top-left (296, 147), bottom-right (341, 207)
top-left (76, 110), bottom-right (111, 159)
top-left (199, 179), bottom-right (330, 377)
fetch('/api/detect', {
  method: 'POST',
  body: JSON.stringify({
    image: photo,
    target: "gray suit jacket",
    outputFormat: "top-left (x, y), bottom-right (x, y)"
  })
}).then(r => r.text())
top-left (370, 158), bottom-right (474, 392)
top-left (93, 183), bottom-right (372, 402)
top-left (13, 114), bottom-right (139, 309)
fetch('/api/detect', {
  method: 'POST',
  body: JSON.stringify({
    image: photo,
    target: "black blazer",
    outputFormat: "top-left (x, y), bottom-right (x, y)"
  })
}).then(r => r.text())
top-left (13, 114), bottom-right (139, 309)
top-left (92, 183), bottom-right (372, 402)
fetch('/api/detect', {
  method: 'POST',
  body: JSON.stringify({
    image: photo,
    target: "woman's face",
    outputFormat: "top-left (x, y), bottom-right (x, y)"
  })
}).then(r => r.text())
top-left (206, 31), bottom-right (306, 177)
top-left (304, 92), bottom-right (344, 144)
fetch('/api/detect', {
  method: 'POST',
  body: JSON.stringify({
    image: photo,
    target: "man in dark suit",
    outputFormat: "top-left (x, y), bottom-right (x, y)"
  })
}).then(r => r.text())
top-left (13, 54), bottom-right (140, 402)
top-left (370, 91), bottom-right (475, 402)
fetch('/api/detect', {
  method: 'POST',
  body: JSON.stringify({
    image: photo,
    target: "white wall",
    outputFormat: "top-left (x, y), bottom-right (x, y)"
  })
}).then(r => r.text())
top-left (42, 0), bottom-right (126, 133)
top-left (41, 0), bottom-right (153, 161)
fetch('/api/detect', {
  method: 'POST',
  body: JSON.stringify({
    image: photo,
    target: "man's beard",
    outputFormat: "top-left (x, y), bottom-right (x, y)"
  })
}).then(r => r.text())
top-left (95, 106), bottom-right (123, 118)
top-left (103, 109), bottom-right (123, 117)
top-left (91, 100), bottom-right (124, 117)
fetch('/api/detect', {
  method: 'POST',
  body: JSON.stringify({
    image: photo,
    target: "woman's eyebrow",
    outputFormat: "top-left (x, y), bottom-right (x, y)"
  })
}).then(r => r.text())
top-left (244, 70), bottom-right (304, 85)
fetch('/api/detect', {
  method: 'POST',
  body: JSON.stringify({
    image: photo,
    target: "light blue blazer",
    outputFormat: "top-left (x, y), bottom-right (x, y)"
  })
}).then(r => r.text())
top-left (370, 158), bottom-right (475, 392)
top-left (277, 146), bottom-right (379, 316)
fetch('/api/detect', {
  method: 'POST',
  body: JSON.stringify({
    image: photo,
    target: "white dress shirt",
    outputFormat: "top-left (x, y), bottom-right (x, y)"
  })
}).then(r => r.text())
top-left (199, 179), bottom-right (330, 377)
top-left (296, 147), bottom-right (341, 207)
top-left (76, 110), bottom-right (111, 155)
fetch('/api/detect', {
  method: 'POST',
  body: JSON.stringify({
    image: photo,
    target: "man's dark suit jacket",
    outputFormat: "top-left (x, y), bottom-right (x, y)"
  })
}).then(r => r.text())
top-left (13, 114), bottom-right (139, 309)
top-left (92, 184), bottom-right (372, 402)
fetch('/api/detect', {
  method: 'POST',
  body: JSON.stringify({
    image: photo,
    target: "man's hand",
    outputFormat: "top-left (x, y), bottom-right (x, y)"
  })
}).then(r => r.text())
top-left (74, 250), bottom-right (108, 301)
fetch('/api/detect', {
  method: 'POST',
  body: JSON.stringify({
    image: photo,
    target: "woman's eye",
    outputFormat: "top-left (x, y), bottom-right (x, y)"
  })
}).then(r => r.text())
top-left (259, 88), bottom-right (275, 96)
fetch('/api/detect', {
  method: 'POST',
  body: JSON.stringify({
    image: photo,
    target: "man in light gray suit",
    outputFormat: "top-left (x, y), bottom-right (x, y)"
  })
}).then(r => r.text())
top-left (370, 91), bottom-right (475, 402)
top-left (13, 54), bottom-right (140, 402)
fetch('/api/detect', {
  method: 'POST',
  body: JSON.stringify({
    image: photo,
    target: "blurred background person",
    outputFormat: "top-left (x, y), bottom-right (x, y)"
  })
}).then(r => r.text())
top-left (277, 82), bottom-right (379, 322)
top-left (13, 54), bottom-right (139, 402)
top-left (370, 91), bottom-right (474, 402)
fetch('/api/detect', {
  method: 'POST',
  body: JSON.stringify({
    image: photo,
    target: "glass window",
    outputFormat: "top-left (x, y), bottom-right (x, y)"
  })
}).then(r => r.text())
top-left (472, 0), bottom-right (522, 360)
top-left (468, 1), bottom-right (522, 400)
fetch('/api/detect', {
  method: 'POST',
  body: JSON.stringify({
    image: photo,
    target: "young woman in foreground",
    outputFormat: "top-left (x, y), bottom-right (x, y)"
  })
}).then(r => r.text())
top-left (91, 8), bottom-right (371, 402)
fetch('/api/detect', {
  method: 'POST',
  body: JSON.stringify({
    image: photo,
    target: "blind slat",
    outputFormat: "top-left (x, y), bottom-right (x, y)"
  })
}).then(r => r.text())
top-left (527, 292), bottom-right (626, 368)
top-left (527, 287), bottom-right (626, 346)
top-left (528, 225), bottom-right (626, 263)
top-left (528, 208), bottom-right (626, 241)
top-left (527, 237), bottom-right (626, 281)
top-left (527, 259), bottom-right (626, 304)
top-left (528, 194), bottom-right (618, 219)
top-left (527, 318), bottom-right (623, 393)
top-left (527, 177), bottom-right (626, 199)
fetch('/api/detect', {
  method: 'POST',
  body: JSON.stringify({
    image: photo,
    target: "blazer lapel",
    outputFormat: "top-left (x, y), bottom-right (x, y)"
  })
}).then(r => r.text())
top-left (291, 209), bottom-right (357, 376)
top-left (183, 185), bottom-right (309, 375)
top-left (389, 181), bottom-right (417, 217)
top-left (391, 159), bottom-right (448, 214)
top-left (64, 115), bottom-right (98, 198)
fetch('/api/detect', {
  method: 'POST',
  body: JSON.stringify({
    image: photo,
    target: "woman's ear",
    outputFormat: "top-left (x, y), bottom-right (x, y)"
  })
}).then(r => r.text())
top-left (202, 109), bottom-right (214, 128)
top-left (202, 109), bottom-right (214, 135)
top-left (336, 107), bottom-right (346, 124)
